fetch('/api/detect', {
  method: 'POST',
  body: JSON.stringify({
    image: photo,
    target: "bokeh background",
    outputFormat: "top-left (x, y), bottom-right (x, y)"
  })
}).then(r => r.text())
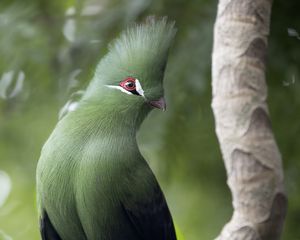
top-left (0, 0), bottom-right (299, 239)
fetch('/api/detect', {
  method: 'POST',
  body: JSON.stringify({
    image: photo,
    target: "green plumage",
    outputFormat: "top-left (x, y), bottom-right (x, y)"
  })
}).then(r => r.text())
top-left (36, 18), bottom-right (176, 240)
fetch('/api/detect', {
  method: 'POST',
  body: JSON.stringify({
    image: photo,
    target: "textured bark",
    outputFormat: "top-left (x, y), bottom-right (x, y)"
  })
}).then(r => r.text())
top-left (211, 0), bottom-right (287, 239)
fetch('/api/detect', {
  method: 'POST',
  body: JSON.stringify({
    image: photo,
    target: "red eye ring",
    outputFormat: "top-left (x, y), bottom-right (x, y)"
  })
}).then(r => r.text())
top-left (120, 77), bottom-right (136, 91)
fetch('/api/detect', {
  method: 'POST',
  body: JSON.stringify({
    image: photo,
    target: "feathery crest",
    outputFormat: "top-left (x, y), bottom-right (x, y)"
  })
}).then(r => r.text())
top-left (93, 17), bottom-right (176, 84)
top-left (109, 17), bottom-right (176, 64)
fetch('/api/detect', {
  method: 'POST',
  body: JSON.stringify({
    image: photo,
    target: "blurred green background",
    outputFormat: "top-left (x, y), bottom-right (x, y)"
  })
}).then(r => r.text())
top-left (0, 0), bottom-right (299, 239)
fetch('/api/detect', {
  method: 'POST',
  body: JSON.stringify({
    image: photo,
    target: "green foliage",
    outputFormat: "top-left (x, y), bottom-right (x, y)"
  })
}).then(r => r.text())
top-left (0, 0), bottom-right (299, 239)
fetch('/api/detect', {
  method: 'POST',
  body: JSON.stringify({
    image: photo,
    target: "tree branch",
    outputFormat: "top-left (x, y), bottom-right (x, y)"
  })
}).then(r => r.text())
top-left (211, 0), bottom-right (287, 239)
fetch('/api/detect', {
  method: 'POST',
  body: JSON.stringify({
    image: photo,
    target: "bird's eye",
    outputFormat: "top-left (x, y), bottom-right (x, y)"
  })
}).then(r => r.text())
top-left (117, 77), bottom-right (144, 96)
top-left (120, 77), bottom-right (137, 92)
top-left (125, 81), bottom-right (135, 89)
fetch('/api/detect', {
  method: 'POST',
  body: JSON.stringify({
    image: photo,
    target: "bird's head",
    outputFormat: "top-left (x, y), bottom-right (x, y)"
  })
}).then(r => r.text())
top-left (83, 17), bottom-right (176, 122)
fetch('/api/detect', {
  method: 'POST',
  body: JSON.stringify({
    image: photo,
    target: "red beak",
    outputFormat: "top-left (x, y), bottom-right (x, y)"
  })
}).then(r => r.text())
top-left (148, 97), bottom-right (166, 111)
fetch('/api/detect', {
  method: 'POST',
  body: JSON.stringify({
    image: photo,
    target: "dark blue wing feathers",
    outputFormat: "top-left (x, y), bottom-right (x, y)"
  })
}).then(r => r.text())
top-left (122, 185), bottom-right (177, 240)
top-left (40, 211), bottom-right (62, 240)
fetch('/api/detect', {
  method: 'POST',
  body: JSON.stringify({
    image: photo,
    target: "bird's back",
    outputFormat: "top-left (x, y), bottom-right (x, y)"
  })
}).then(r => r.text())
top-left (37, 109), bottom-right (176, 240)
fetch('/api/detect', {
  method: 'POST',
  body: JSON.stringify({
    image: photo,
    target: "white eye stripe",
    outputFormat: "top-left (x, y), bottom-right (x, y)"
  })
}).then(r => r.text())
top-left (135, 79), bottom-right (145, 97)
top-left (105, 85), bottom-right (133, 95)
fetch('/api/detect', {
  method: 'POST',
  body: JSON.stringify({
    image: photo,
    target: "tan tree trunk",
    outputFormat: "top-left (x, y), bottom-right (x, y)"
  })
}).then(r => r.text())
top-left (211, 0), bottom-right (287, 239)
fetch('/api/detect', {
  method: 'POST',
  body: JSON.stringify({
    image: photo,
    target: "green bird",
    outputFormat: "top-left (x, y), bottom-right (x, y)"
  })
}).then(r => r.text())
top-left (36, 17), bottom-right (177, 240)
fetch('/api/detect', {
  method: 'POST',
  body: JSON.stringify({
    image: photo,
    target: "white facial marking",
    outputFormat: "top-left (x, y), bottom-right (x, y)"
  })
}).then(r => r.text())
top-left (105, 85), bottom-right (133, 95)
top-left (135, 79), bottom-right (145, 97)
